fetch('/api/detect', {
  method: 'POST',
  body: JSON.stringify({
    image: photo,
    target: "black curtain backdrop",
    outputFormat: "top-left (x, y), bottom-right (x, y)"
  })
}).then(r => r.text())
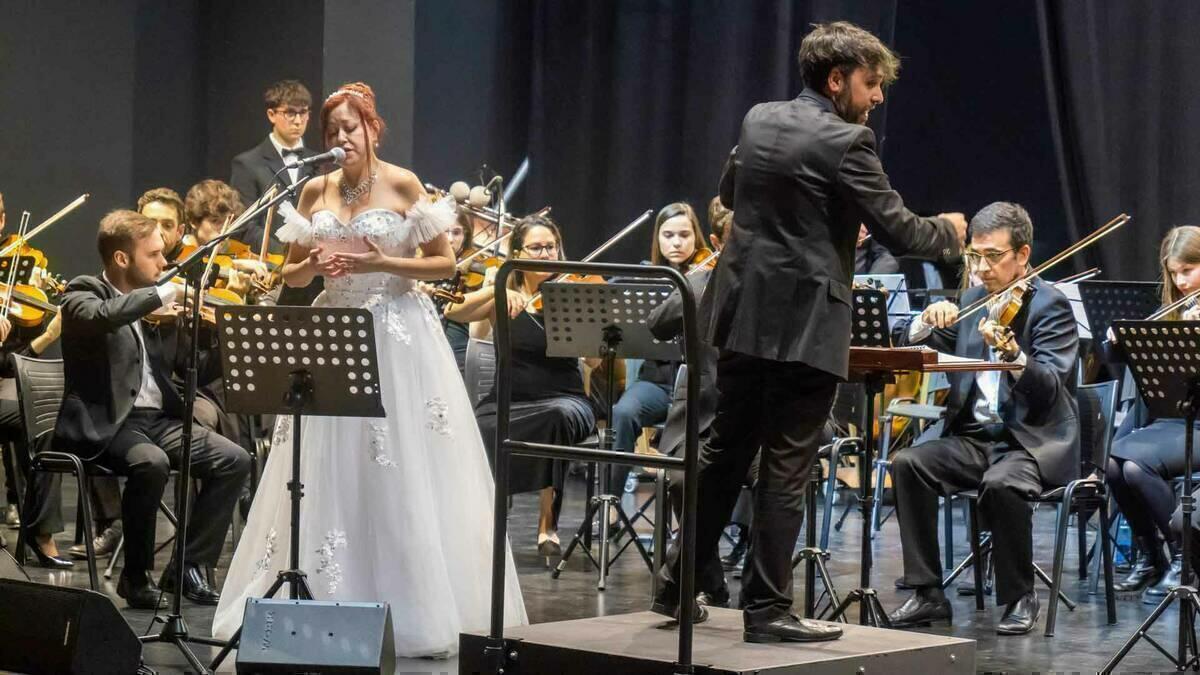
top-left (0, 0), bottom-right (1165, 283)
top-left (520, 0), bottom-right (897, 262)
top-left (1038, 0), bottom-right (1200, 282)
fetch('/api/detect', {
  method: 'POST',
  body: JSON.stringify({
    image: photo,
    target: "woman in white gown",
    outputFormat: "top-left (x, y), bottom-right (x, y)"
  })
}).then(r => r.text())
top-left (213, 82), bottom-right (527, 658)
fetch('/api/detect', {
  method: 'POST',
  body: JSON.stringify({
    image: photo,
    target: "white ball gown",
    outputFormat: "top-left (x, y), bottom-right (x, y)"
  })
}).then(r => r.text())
top-left (212, 196), bottom-right (528, 657)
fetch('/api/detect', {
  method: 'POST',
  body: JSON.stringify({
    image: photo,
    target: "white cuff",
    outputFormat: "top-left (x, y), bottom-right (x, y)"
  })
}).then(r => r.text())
top-left (908, 314), bottom-right (933, 343)
top-left (156, 283), bottom-right (178, 307)
top-left (1007, 350), bottom-right (1027, 380)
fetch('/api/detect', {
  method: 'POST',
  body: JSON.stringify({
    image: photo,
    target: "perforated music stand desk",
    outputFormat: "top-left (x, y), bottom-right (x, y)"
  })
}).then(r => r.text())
top-left (1105, 320), bottom-right (1200, 672)
top-left (541, 281), bottom-right (680, 360)
top-left (1079, 280), bottom-right (1161, 351)
top-left (208, 305), bottom-right (384, 670)
top-left (0, 256), bottom-right (39, 285)
top-left (540, 280), bottom-right (677, 588)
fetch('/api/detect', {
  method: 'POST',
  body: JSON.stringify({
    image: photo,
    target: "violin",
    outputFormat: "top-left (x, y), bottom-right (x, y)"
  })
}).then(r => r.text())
top-left (1147, 286), bottom-right (1200, 321)
top-left (686, 248), bottom-right (721, 277)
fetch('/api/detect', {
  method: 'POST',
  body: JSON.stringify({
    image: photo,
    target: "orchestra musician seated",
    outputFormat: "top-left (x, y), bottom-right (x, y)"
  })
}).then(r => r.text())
top-left (886, 202), bottom-right (1080, 636)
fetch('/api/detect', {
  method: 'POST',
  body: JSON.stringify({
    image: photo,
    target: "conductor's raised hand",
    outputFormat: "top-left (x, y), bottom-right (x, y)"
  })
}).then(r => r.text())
top-left (937, 212), bottom-right (969, 246)
top-left (921, 300), bottom-right (960, 329)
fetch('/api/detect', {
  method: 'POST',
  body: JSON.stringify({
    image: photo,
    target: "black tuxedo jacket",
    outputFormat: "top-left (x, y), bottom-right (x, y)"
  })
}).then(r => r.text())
top-left (897, 276), bottom-right (1081, 486)
top-left (52, 275), bottom-right (220, 460)
top-left (229, 136), bottom-right (318, 254)
top-left (705, 88), bottom-right (958, 378)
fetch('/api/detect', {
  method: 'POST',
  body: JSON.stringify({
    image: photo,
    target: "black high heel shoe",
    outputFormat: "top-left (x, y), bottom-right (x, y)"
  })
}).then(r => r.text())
top-left (26, 535), bottom-right (74, 569)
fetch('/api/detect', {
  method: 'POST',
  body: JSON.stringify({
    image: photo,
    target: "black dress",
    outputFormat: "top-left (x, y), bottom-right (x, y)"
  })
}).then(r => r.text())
top-left (475, 311), bottom-right (596, 495)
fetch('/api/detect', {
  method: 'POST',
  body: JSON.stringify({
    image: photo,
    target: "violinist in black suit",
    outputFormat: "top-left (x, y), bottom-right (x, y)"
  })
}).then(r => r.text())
top-left (886, 202), bottom-right (1079, 636)
top-left (53, 210), bottom-right (249, 610)
top-left (229, 79), bottom-right (321, 305)
top-left (652, 21), bottom-right (966, 644)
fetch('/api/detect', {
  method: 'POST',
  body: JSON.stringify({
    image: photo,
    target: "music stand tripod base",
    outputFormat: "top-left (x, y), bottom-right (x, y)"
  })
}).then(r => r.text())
top-left (1103, 320), bottom-right (1200, 673)
top-left (208, 306), bottom-right (385, 670)
top-left (540, 281), bottom-right (678, 589)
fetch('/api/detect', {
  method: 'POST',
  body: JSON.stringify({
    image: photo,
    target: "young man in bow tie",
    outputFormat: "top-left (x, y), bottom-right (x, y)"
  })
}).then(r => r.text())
top-left (230, 80), bottom-right (323, 307)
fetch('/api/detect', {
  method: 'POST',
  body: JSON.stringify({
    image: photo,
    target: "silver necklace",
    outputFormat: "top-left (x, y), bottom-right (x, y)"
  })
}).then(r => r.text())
top-left (340, 170), bottom-right (377, 205)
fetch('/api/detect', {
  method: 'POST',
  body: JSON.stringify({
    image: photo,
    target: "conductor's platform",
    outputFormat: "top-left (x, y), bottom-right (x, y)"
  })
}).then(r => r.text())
top-left (459, 607), bottom-right (975, 674)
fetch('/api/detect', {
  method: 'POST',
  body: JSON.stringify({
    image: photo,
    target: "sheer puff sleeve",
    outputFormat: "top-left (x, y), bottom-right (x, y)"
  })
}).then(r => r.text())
top-left (275, 200), bottom-right (316, 248)
top-left (404, 196), bottom-right (456, 248)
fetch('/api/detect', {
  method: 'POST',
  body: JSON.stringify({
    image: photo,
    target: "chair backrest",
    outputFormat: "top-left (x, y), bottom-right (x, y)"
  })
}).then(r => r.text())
top-left (464, 338), bottom-right (496, 407)
top-left (11, 355), bottom-right (65, 454)
top-left (1076, 380), bottom-right (1119, 479)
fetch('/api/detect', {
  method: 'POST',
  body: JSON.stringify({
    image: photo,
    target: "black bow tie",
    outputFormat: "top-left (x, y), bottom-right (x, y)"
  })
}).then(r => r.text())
top-left (281, 148), bottom-right (303, 158)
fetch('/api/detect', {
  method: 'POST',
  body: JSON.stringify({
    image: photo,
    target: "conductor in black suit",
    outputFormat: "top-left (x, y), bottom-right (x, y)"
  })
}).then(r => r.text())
top-left (652, 21), bottom-right (967, 643)
top-left (53, 210), bottom-right (250, 610)
top-left (230, 79), bottom-right (321, 305)
top-left (887, 203), bottom-right (1079, 635)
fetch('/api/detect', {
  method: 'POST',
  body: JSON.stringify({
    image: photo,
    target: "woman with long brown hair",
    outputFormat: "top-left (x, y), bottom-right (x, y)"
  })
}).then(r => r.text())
top-left (1107, 225), bottom-right (1200, 599)
top-left (446, 214), bottom-right (598, 561)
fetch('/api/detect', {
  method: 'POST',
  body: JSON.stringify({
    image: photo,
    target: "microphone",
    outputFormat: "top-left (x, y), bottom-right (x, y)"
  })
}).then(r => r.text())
top-left (449, 181), bottom-right (471, 202)
top-left (467, 185), bottom-right (490, 208)
top-left (285, 147), bottom-right (346, 169)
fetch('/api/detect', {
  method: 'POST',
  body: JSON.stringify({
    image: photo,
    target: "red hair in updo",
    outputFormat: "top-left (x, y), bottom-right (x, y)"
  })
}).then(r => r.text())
top-left (321, 81), bottom-right (387, 152)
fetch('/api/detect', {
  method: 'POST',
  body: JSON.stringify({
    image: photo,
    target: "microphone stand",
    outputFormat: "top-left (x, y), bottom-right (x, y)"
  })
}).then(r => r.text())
top-left (141, 174), bottom-right (316, 674)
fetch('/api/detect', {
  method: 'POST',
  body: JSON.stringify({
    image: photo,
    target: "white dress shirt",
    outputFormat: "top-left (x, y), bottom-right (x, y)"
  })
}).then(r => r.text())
top-left (102, 273), bottom-right (178, 410)
top-left (907, 313), bottom-right (1027, 424)
top-left (269, 132), bottom-right (305, 186)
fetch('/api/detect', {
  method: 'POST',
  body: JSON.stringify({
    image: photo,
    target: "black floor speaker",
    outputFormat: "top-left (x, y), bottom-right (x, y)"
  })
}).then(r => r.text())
top-left (0, 578), bottom-right (142, 674)
top-left (236, 598), bottom-right (395, 674)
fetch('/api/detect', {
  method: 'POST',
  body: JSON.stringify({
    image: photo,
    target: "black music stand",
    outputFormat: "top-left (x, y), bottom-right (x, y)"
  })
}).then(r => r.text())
top-left (1079, 281), bottom-right (1162, 345)
top-left (1104, 320), bottom-right (1200, 673)
top-left (0, 256), bottom-right (37, 285)
top-left (543, 281), bottom-right (678, 590)
top-left (825, 288), bottom-right (894, 626)
top-left (208, 306), bottom-right (385, 670)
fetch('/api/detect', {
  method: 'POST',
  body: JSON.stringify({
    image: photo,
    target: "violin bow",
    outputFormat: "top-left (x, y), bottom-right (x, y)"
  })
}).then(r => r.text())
top-left (953, 213), bottom-right (1130, 326)
top-left (0, 193), bottom-right (89, 259)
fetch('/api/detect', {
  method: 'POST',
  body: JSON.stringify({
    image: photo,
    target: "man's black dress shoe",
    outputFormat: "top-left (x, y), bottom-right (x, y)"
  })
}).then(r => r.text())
top-left (650, 595), bottom-right (709, 625)
top-left (117, 572), bottom-right (168, 610)
top-left (26, 539), bottom-right (74, 569)
top-left (887, 593), bottom-right (953, 628)
top-left (160, 563), bottom-right (221, 605)
top-left (744, 614), bottom-right (843, 643)
top-left (696, 589), bottom-right (730, 608)
top-left (996, 590), bottom-right (1039, 635)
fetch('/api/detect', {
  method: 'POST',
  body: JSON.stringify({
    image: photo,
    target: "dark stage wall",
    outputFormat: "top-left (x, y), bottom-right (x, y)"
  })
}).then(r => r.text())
top-left (0, 1), bottom-right (1173, 282)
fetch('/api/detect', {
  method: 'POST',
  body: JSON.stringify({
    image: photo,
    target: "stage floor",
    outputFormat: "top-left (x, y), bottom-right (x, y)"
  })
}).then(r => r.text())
top-left (6, 471), bottom-right (1191, 673)
top-left (461, 607), bottom-right (975, 674)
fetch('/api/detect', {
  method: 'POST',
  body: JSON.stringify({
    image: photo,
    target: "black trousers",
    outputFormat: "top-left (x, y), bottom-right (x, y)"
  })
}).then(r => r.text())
top-left (95, 408), bottom-right (249, 575)
top-left (1, 396), bottom-right (67, 536)
top-left (891, 433), bottom-right (1043, 605)
top-left (657, 351), bottom-right (838, 626)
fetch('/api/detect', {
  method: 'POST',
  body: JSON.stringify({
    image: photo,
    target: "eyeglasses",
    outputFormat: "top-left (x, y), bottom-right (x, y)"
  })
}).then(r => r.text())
top-left (520, 244), bottom-right (558, 256)
top-left (963, 248), bottom-right (1014, 269)
top-left (273, 107), bottom-right (310, 121)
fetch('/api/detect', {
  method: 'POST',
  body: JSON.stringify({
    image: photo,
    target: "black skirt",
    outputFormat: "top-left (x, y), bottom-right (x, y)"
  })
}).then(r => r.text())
top-left (476, 395), bottom-right (595, 494)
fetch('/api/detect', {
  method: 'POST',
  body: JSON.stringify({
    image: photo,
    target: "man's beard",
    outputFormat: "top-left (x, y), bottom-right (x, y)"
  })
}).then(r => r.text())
top-left (833, 88), bottom-right (869, 125)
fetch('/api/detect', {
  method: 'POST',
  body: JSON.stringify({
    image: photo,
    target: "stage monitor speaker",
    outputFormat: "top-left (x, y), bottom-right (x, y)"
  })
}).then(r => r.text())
top-left (0, 578), bottom-right (141, 674)
top-left (236, 598), bottom-right (395, 674)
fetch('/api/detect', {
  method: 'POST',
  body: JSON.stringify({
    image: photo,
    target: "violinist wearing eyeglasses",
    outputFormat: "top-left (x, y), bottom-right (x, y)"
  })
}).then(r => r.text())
top-left (886, 202), bottom-right (1080, 637)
